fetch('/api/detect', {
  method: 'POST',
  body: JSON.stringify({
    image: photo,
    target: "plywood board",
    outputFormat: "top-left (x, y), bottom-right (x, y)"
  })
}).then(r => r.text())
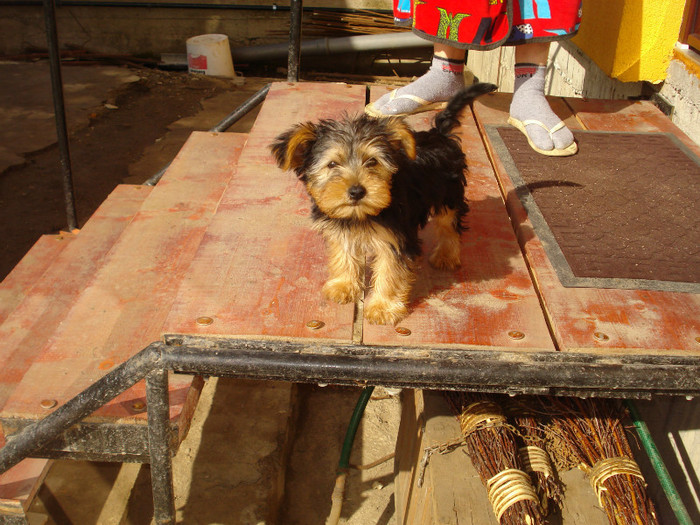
top-left (0, 186), bottom-right (148, 523)
top-left (163, 82), bottom-right (366, 342)
top-left (1, 133), bottom-right (246, 429)
top-left (0, 233), bottom-right (74, 324)
top-left (363, 87), bottom-right (555, 352)
top-left (0, 185), bottom-right (149, 413)
top-left (474, 94), bottom-right (700, 356)
top-left (0, 458), bottom-right (52, 517)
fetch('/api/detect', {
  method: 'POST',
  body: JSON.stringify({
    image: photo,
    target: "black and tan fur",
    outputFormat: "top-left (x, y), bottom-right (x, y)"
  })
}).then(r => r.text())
top-left (271, 83), bottom-right (497, 325)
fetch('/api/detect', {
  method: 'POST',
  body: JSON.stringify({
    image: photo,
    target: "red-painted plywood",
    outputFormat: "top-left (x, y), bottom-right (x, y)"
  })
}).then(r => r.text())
top-left (0, 233), bottom-right (74, 324)
top-left (0, 185), bottom-right (149, 413)
top-left (474, 94), bottom-right (700, 355)
top-left (0, 457), bottom-right (51, 517)
top-left (1, 133), bottom-right (247, 425)
top-left (163, 83), bottom-right (366, 342)
top-left (363, 87), bottom-right (555, 351)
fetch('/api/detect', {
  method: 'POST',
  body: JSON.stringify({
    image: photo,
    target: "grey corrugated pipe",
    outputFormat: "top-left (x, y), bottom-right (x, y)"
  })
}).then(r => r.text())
top-left (231, 32), bottom-right (431, 63)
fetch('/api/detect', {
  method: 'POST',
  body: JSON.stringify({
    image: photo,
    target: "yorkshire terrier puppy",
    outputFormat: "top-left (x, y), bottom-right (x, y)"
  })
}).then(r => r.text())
top-left (271, 83), bottom-right (497, 325)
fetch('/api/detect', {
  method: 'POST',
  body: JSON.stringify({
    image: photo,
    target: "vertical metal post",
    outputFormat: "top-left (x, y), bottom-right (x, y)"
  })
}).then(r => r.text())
top-left (146, 369), bottom-right (176, 525)
top-left (288, 0), bottom-right (302, 81)
top-left (42, 0), bottom-right (78, 231)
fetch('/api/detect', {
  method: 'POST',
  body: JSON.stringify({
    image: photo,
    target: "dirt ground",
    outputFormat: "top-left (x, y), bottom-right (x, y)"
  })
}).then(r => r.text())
top-left (1, 60), bottom-right (404, 524)
top-left (0, 64), bottom-right (257, 279)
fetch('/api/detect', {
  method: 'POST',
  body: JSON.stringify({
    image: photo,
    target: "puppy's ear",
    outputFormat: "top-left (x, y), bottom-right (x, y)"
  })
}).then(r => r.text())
top-left (270, 123), bottom-right (317, 174)
top-left (385, 118), bottom-right (416, 160)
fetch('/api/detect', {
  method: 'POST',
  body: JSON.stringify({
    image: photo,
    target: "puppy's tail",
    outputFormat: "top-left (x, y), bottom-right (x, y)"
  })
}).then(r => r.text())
top-left (434, 82), bottom-right (497, 135)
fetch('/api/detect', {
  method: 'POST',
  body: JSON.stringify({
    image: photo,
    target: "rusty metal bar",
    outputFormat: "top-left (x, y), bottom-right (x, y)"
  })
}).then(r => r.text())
top-left (1, 334), bottom-right (699, 522)
top-left (0, 343), bottom-right (162, 475)
top-left (160, 336), bottom-right (700, 398)
top-left (146, 368), bottom-right (176, 525)
top-left (287, 0), bottom-right (302, 81)
top-left (43, 0), bottom-right (78, 230)
top-left (143, 83), bottom-right (270, 186)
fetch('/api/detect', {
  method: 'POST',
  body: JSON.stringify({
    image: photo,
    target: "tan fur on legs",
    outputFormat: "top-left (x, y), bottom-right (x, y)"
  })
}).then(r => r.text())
top-left (429, 208), bottom-right (462, 270)
top-left (364, 238), bottom-right (415, 325)
top-left (270, 88), bottom-right (495, 324)
top-left (321, 233), bottom-right (364, 304)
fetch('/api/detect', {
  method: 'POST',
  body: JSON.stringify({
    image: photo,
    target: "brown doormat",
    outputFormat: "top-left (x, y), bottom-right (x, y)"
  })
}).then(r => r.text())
top-left (487, 127), bottom-right (700, 293)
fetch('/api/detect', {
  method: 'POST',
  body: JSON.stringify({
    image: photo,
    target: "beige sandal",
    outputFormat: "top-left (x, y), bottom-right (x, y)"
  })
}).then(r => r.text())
top-left (365, 89), bottom-right (449, 118)
top-left (508, 116), bottom-right (578, 156)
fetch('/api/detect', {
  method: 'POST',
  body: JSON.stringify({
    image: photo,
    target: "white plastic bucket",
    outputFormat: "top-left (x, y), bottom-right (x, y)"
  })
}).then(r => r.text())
top-left (186, 34), bottom-right (235, 78)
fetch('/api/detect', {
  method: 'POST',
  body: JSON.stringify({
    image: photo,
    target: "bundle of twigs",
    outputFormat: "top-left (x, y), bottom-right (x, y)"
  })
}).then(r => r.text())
top-left (542, 397), bottom-right (658, 524)
top-left (445, 392), bottom-right (544, 525)
top-left (271, 10), bottom-right (404, 38)
top-left (506, 399), bottom-right (564, 515)
top-left (304, 10), bottom-right (403, 36)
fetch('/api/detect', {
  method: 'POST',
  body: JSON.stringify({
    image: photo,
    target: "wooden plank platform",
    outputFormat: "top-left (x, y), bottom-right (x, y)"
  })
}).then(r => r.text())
top-left (474, 94), bottom-right (700, 362)
top-left (0, 233), bottom-right (74, 324)
top-left (0, 185), bottom-right (149, 523)
top-left (0, 184), bottom-right (150, 418)
top-left (363, 86), bottom-right (554, 352)
top-left (161, 82), bottom-right (700, 398)
top-left (163, 83), bottom-right (364, 341)
top-left (0, 458), bottom-right (51, 523)
top-left (0, 132), bottom-right (247, 461)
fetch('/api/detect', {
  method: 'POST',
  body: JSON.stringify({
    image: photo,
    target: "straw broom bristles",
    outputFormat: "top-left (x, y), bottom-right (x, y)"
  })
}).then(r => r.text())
top-left (305, 10), bottom-right (405, 36)
top-left (271, 10), bottom-right (405, 38)
top-left (445, 392), bottom-right (544, 525)
top-left (505, 398), bottom-right (564, 515)
top-left (541, 397), bottom-right (658, 525)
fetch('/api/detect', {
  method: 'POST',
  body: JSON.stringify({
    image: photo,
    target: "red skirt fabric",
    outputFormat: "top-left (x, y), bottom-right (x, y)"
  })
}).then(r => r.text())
top-left (393, 0), bottom-right (582, 50)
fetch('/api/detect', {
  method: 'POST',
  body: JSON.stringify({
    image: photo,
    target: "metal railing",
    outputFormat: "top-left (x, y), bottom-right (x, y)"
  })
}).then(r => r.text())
top-left (40, 0), bottom-right (303, 226)
top-left (2, 335), bottom-right (700, 523)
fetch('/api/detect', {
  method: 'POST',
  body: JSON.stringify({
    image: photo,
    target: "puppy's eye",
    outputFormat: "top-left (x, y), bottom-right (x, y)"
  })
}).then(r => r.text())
top-left (327, 161), bottom-right (338, 169)
top-left (364, 158), bottom-right (378, 167)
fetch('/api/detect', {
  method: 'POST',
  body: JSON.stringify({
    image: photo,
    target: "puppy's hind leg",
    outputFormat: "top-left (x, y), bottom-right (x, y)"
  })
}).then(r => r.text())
top-left (322, 236), bottom-right (364, 304)
top-left (429, 207), bottom-right (462, 270)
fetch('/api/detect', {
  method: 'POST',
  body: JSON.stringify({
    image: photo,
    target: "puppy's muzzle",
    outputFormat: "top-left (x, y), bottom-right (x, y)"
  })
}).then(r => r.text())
top-left (348, 184), bottom-right (367, 203)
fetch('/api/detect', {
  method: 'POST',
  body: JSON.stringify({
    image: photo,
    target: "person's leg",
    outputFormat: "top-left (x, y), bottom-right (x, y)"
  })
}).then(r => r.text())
top-left (434, 43), bottom-right (467, 61)
top-left (366, 43), bottom-right (466, 117)
top-left (509, 42), bottom-right (576, 155)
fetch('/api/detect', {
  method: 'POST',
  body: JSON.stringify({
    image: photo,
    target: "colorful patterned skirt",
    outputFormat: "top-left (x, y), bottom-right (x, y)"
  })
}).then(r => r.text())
top-left (393, 0), bottom-right (582, 50)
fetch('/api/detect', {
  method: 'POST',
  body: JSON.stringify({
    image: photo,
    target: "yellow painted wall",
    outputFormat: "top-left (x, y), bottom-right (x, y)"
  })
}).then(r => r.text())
top-left (572, 0), bottom-right (686, 83)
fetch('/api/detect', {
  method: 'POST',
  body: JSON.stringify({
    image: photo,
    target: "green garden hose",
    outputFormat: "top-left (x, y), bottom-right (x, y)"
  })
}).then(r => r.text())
top-left (326, 386), bottom-right (375, 525)
top-left (625, 399), bottom-right (693, 525)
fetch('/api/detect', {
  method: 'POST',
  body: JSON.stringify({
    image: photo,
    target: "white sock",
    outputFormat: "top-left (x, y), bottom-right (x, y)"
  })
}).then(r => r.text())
top-left (371, 55), bottom-right (465, 116)
top-left (510, 63), bottom-right (574, 151)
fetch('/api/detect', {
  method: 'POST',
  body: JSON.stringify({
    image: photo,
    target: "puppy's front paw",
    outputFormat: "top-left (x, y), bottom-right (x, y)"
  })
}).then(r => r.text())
top-left (322, 279), bottom-right (362, 304)
top-left (364, 297), bottom-right (408, 325)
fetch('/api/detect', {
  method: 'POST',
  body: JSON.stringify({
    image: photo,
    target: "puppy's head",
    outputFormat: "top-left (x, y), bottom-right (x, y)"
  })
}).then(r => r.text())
top-left (271, 115), bottom-right (416, 220)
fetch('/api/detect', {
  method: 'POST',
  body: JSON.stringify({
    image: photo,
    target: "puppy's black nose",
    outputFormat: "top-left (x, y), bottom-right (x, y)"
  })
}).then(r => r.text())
top-left (348, 184), bottom-right (367, 202)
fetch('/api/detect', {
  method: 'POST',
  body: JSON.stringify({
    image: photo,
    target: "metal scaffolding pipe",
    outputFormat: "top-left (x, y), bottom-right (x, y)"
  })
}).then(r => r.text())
top-left (146, 368), bottom-right (176, 525)
top-left (0, 343), bottom-right (163, 475)
top-left (0, 0), bottom-right (389, 12)
top-left (143, 83), bottom-right (270, 186)
top-left (287, 0), bottom-right (302, 81)
top-left (232, 31), bottom-right (431, 63)
top-left (43, 0), bottom-right (78, 231)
